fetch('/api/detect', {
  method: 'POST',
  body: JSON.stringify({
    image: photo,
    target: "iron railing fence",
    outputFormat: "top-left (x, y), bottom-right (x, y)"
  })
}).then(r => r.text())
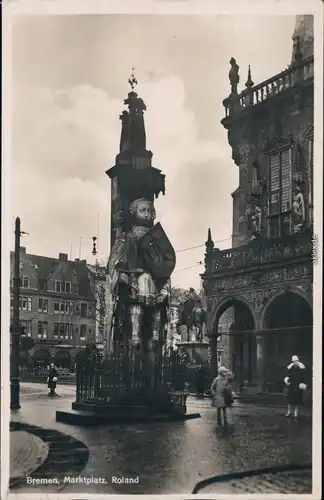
top-left (75, 346), bottom-right (189, 406)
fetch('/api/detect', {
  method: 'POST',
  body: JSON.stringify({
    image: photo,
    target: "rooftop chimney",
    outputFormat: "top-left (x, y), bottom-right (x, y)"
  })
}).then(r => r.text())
top-left (58, 253), bottom-right (68, 262)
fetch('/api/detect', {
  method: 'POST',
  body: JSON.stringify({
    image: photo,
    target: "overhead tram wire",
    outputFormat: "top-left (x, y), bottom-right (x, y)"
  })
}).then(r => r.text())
top-left (21, 232), bottom-right (232, 256)
top-left (173, 263), bottom-right (204, 274)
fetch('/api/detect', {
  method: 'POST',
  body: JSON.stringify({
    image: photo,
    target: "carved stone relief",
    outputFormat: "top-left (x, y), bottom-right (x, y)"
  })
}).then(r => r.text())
top-left (209, 263), bottom-right (311, 297)
top-left (242, 289), bottom-right (278, 311)
top-left (295, 283), bottom-right (313, 298)
top-left (260, 264), bottom-right (311, 285)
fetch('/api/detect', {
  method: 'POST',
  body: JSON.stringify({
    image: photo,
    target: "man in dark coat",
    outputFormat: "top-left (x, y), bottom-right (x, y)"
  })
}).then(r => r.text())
top-left (284, 355), bottom-right (306, 418)
top-left (47, 362), bottom-right (59, 396)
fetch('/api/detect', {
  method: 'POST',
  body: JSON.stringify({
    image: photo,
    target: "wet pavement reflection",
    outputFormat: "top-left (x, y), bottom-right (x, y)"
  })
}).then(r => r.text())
top-left (11, 385), bottom-right (312, 495)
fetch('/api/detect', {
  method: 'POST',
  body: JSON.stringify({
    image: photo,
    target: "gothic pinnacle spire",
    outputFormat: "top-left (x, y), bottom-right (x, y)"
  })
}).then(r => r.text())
top-left (205, 228), bottom-right (214, 254)
top-left (245, 65), bottom-right (254, 88)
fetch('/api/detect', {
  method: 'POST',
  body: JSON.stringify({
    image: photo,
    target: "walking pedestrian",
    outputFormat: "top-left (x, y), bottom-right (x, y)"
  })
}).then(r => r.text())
top-left (47, 362), bottom-right (58, 397)
top-left (211, 366), bottom-right (232, 426)
top-left (284, 355), bottom-right (307, 418)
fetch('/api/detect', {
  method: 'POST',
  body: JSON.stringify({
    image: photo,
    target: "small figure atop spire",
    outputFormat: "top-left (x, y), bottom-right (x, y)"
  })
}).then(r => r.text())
top-left (229, 57), bottom-right (240, 95)
top-left (128, 67), bottom-right (138, 91)
top-left (245, 65), bottom-right (254, 88)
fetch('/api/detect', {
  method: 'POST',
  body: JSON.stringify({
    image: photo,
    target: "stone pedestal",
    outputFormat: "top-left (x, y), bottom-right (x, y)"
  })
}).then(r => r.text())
top-left (176, 341), bottom-right (209, 365)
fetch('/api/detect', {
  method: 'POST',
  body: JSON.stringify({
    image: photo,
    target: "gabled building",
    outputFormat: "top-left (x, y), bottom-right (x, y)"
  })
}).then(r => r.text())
top-left (202, 16), bottom-right (314, 393)
top-left (10, 247), bottom-right (98, 369)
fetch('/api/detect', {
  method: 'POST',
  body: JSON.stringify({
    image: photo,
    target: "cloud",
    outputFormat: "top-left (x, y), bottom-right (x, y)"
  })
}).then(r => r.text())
top-left (12, 75), bottom-right (237, 288)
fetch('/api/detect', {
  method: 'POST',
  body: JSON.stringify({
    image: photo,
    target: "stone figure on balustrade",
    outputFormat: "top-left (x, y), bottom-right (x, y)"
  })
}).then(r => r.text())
top-left (292, 186), bottom-right (305, 233)
top-left (246, 203), bottom-right (262, 239)
top-left (104, 197), bottom-right (176, 355)
top-left (229, 57), bottom-right (240, 95)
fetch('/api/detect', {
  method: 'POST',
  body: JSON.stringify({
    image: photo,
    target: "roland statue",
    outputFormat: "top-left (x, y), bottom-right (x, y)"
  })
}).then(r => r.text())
top-left (105, 197), bottom-right (176, 354)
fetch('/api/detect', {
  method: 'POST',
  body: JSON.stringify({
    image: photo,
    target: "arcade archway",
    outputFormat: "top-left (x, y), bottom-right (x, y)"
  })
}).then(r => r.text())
top-left (74, 349), bottom-right (87, 367)
top-left (54, 350), bottom-right (71, 369)
top-left (33, 349), bottom-right (51, 370)
top-left (261, 291), bottom-right (313, 391)
top-left (213, 298), bottom-right (256, 387)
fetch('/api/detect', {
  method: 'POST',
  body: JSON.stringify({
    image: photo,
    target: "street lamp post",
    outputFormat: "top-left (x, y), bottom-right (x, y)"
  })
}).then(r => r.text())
top-left (10, 217), bottom-right (21, 410)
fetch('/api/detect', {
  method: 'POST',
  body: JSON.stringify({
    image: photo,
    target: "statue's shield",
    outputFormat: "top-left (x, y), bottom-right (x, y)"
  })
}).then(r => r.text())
top-left (138, 222), bottom-right (176, 279)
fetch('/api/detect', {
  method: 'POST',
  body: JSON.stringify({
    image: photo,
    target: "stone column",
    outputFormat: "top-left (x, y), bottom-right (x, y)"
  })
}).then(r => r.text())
top-left (256, 335), bottom-right (266, 393)
top-left (210, 335), bottom-right (218, 379)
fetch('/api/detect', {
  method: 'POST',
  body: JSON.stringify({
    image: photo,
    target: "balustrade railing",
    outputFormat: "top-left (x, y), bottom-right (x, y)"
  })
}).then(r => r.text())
top-left (224, 57), bottom-right (313, 118)
top-left (206, 230), bottom-right (312, 273)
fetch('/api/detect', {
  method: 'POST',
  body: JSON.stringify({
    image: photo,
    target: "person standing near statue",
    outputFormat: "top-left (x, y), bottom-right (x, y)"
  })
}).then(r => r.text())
top-left (47, 362), bottom-right (58, 397)
top-left (284, 355), bottom-right (307, 418)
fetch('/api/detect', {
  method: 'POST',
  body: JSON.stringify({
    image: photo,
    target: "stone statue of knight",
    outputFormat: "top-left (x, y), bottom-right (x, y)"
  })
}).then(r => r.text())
top-left (103, 76), bottom-right (176, 357)
top-left (105, 197), bottom-right (175, 354)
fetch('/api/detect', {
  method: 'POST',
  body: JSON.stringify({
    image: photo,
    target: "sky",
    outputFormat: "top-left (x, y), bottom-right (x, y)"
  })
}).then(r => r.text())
top-left (11, 13), bottom-right (297, 290)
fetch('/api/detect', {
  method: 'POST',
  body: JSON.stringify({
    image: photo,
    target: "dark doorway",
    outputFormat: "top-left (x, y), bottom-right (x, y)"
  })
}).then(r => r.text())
top-left (263, 292), bottom-right (313, 391)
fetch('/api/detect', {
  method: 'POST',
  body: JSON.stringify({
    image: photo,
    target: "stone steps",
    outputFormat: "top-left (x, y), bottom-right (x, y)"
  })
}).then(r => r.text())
top-left (9, 422), bottom-right (89, 491)
top-left (56, 408), bottom-right (201, 426)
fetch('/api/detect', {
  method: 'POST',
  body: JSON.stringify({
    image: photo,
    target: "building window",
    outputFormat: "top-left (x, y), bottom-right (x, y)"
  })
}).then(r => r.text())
top-left (80, 303), bottom-right (88, 318)
top-left (58, 323), bottom-right (65, 339)
top-left (19, 276), bottom-right (29, 288)
top-left (54, 300), bottom-right (74, 315)
top-left (53, 322), bottom-right (74, 340)
top-left (55, 281), bottom-right (72, 294)
top-left (19, 296), bottom-right (32, 311)
top-left (80, 324), bottom-right (87, 339)
top-left (37, 321), bottom-right (48, 338)
top-left (268, 148), bottom-right (292, 238)
top-left (38, 298), bottom-right (48, 313)
top-left (21, 319), bottom-right (32, 337)
top-left (308, 138), bottom-right (313, 224)
top-left (53, 322), bottom-right (59, 339)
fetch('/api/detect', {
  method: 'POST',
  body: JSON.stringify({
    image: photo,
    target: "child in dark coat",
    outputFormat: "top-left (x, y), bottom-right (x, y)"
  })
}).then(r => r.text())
top-left (211, 366), bottom-right (232, 426)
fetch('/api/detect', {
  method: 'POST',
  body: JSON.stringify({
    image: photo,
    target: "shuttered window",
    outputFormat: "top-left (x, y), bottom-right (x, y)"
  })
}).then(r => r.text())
top-left (268, 149), bottom-right (292, 237)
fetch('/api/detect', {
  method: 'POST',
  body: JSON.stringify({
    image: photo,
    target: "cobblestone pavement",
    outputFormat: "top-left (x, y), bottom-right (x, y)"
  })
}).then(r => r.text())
top-left (9, 383), bottom-right (313, 495)
top-left (10, 431), bottom-right (49, 484)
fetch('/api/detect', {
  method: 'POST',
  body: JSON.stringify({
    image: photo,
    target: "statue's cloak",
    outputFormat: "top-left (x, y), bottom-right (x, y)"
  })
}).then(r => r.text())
top-left (138, 222), bottom-right (176, 279)
top-left (104, 223), bottom-right (175, 353)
